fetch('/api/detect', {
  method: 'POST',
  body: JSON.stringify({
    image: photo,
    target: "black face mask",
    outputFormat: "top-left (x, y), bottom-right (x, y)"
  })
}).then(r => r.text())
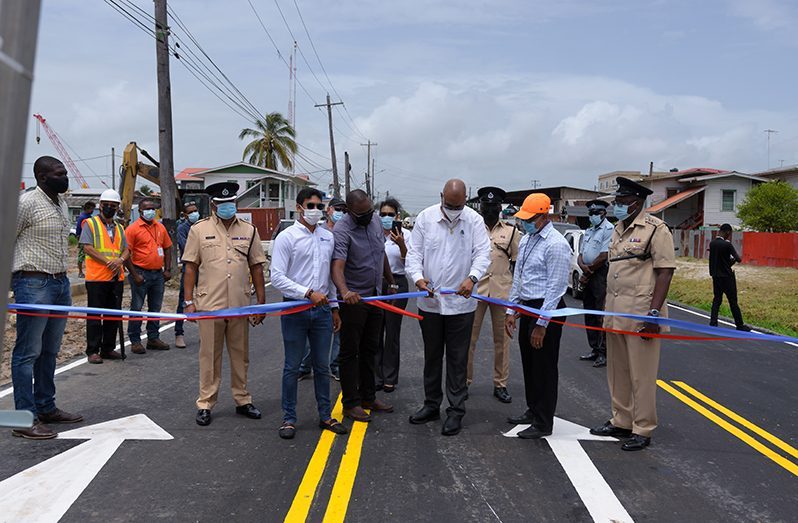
top-left (354, 210), bottom-right (374, 227)
top-left (481, 204), bottom-right (501, 220)
top-left (46, 176), bottom-right (69, 194)
top-left (101, 205), bottom-right (117, 219)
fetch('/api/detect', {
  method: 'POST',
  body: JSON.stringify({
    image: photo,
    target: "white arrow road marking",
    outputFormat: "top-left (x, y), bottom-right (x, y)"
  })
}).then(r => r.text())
top-left (504, 417), bottom-right (634, 523)
top-left (0, 414), bottom-right (172, 523)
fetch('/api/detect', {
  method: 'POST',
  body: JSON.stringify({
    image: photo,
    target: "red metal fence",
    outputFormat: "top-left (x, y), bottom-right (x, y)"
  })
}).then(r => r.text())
top-left (673, 229), bottom-right (798, 268)
top-left (237, 207), bottom-right (281, 240)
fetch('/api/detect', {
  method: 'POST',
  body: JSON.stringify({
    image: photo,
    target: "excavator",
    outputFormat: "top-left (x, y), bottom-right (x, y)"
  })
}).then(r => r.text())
top-left (119, 141), bottom-right (208, 224)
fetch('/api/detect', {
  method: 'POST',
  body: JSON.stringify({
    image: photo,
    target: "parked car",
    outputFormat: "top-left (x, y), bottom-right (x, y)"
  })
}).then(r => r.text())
top-left (263, 219), bottom-right (295, 279)
top-left (562, 229), bottom-right (585, 299)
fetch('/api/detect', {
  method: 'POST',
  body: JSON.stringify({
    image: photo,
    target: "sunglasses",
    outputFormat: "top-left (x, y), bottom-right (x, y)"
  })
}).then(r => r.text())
top-left (379, 212), bottom-right (397, 218)
top-left (333, 206), bottom-right (347, 212)
top-left (304, 202), bottom-right (326, 210)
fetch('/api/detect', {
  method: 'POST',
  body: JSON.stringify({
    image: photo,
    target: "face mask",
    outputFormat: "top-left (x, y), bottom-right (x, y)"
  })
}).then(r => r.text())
top-left (523, 219), bottom-right (539, 235)
top-left (303, 208), bottom-right (324, 226)
top-left (215, 202), bottom-right (237, 220)
top-left (442, 206), bottom-right (463, 222)
top-left (46, 176), bottom-right (69, 194)
top-left (380, 216), bottom-right (394, 230)
top-left (188, 211), bottom-right (200, 223)
top-left (481, 204), bottom-right (501, 221)
top-left (589, 214), bottom-right (604, 226)
top-left (101, 205), bottom-right (117, 219)
top-left (354, 210), bottom-right (374, 227)
top-left (141, 209), bottom-right (156, 221)
top-left (331, 210), bottom-right (344, 223)
top-left (613, 201), bottom-right (636, 222)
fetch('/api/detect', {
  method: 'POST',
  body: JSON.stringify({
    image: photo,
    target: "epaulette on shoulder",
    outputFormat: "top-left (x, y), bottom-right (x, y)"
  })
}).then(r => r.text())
top-left (644, 214), bottom-right (663, 226)
top-left (195, 217), bottom-right (211, 224)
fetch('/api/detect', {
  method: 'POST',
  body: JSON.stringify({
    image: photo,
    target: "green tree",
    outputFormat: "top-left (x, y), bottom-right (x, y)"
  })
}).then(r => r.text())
top-left (238, 112), bottom-right (297, 171)
top-left (140, 184), bottom-right (153, 196)
top-left (737, 180), bottom-right (798, 232)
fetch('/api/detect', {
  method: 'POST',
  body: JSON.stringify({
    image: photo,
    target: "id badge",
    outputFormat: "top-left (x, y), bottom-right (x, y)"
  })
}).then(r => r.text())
top-left (157, 247), bottom-right (164, 257)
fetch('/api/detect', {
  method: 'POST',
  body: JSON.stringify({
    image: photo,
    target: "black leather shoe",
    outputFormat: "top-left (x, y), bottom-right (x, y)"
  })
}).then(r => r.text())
top-left (493, 386), bottom-right (512, 403)
top-left (235, 403), bottom-right (262, 419)
top-left (517, 426), bottom-right (552, 439)
top-left (507, 410), bottom-right (534, 425)
top-left (736, 325), bottom-right (752, 332)
top-left (409, 406), bottom-right (440, 424)
top-left (579, 351), bottom-right (599, 361)
top-left (441, 416), bottom-right (462, 436)
top-left (593, 355), bottom-right (607, 368)
top-left (621, 434), bottom-right (651, 451)
top-left (590, 421), bottom-right (632, 438)
top-left (196, 409), bottom-right (212, 426)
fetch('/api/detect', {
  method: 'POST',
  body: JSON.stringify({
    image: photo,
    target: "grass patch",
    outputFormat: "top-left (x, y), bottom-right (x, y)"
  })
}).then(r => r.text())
top-left (668, 258), bottom-right (798, 337)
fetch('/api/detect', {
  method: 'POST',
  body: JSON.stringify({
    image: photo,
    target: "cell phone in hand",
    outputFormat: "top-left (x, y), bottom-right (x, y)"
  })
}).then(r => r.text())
top-left (392, 221), bottom-right (402, 234)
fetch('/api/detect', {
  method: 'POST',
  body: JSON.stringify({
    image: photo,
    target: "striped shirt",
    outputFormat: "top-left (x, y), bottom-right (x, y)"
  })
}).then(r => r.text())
top-left (506, 221), bottom-right (572, 327)
top-left (13, 186), bottom-right (71, 274)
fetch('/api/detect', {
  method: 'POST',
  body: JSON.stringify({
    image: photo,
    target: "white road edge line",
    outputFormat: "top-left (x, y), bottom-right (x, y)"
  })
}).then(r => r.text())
top-left (0, 283), bottom-right (274, 400)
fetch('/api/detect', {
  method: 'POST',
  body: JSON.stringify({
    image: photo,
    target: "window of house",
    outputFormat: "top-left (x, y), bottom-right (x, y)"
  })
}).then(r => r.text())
top-left (666, 188), bottom-right (679, 198)
top-left (246, 179), bottom-right (258, 189)
top-left (721, 190), bottom-right (736, 212)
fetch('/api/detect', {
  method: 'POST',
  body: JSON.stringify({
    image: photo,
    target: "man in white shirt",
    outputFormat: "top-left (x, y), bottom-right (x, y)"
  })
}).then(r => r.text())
top-left (271, 188), bottom-right (347, 440)
top-left (406, 179), bottom-right (491, 436)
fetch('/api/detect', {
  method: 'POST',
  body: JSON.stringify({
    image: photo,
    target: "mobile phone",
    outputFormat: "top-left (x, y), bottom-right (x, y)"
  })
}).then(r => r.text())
top-left (392, 221), bottom-right (402, 234)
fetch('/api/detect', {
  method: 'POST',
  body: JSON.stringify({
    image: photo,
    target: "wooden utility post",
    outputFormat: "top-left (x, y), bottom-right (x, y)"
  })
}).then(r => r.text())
top-left (315, 94), bottom-right (343, 198)
top-left (371, 157), bottom-right (376, 199)
top-left (0, 0), bottom-right (41, 361)
top-left (360, 140), bottom-right (377, 198)
top-left (344, 150), bottom-right (352, 195)
top-left (154, 0), bottom-right (179, 275)
top-left (111, 146), bottom-right (116, 190)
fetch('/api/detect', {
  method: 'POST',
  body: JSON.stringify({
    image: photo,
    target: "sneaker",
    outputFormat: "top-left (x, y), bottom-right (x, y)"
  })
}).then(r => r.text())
top-left (175, 335), bottom-right (186, 348)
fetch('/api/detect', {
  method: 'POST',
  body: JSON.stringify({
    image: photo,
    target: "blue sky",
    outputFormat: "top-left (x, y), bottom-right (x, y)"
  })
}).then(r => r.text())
top-left (22, 0), bottom-right (798, 211)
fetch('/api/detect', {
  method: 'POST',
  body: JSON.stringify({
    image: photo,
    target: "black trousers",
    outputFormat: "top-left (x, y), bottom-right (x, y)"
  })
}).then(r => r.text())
top-left (376, 275), bottom-right (409, 387)
top-left (710, 275), bottom-right (745, 327)
top-left (518, 298), bottom-right (565, 432)
top-left (85, 281), bottom-right (124, 356)
top-left (582, 265), bottom-right (607, 355)
top-left (418, 310), bottom-right (475, 418)
top-left (339, 301), bottom-right (384, 409)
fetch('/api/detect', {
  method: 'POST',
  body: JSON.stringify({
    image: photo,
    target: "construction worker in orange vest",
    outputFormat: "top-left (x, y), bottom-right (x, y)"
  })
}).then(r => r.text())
top-left (79, 189), bottom-right (130, 364)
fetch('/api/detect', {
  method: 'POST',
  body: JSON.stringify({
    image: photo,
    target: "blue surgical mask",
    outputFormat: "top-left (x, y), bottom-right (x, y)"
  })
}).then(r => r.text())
top-left (381, 216), bottom-right (394, 230)
top-left (216, 202), bottom-right (237, 220)
top-left (332, 210), bottom-right (344, 223)
top-left (188, 211), bottom-right (200, 223)
top-left (523, 219), bottom-right (539, 235)
top-left (589, 214), bottom-right (603, 227)
top-left (613, 204), bottom-right (630, 221)
top-left (141, 209), bottom-right (156, 221)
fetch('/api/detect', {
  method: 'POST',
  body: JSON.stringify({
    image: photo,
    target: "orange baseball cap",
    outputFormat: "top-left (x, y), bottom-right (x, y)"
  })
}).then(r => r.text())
top-left (514, 193), bottom-right (551, 220)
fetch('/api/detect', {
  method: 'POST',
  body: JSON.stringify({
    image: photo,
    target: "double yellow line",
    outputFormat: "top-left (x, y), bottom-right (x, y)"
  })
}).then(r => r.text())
top-left (658, 380), bottom-right (798, 477)
top-left (284, 393), bottom-right (371, 522)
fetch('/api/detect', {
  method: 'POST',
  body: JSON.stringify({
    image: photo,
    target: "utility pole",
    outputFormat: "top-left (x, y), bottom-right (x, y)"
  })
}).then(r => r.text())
top-left (371, 157), bottom-right (376, 198)
top-left (360, 140), bottom-right (377, 198)
top-left (531, 179), bottom-right (541, 189)
top-left (154, 0), bottom-right (179, 277)
top-left (111, 146), bottom-right (116, 190)
top-left (0, 0), bottom-right (42, 361)
top-left (764, 129), bottom-right (778, 169)
top-left (344, 151), bottom-right (351, 195)
top-left (315, 94), bottom-right (343, 198)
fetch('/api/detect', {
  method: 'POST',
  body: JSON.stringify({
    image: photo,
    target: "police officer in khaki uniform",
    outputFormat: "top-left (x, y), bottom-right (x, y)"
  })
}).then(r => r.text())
top-left (182, 182), bottom-right (268, 427)
top-left (467, 187), bottom-right (520, 404)
top-left (590, 177), bottom-right (675, 451)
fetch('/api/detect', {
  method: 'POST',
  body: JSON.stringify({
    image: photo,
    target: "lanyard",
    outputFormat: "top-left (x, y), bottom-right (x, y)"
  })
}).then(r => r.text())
top-left (517, 234), bottom-right (543, 277)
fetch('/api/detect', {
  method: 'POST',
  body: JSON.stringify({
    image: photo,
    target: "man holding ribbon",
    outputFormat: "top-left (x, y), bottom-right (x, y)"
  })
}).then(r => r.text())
top-left (406, 179), bottom-right (491, 436)
top-left (590, 177), bottom-right (675, 451)
top-left (182, 182), bottom-right (267, 427)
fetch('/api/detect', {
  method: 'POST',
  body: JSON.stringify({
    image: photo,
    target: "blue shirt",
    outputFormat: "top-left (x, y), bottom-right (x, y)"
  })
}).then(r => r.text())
top-left (506, 222), bottom-right (571, 327)
top-left (580, 218), bottom-right (614, 265)
top-left (177, 219), bottom-right (191, 257)
top-left (75, 211), bottom-right (92, 238)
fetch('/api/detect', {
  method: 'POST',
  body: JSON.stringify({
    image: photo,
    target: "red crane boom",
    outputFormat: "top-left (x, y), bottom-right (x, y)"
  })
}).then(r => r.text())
top-left (33, 113), bottom-right (89, 189)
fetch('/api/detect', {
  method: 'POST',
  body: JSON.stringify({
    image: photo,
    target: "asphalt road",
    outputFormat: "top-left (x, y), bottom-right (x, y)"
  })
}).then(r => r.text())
top-left (1, 287), bottom-right (796, 522)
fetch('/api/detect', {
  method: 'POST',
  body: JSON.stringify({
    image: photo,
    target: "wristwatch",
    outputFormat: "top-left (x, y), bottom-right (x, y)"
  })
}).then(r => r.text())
top-left (183, 300), bottom-right (194, 307)
top-left (648, 308), bottom-right (660, 317)
top-left (389, 284), bottom-right (399, 290)
top-left (468, 275), bottom-right (478, 284)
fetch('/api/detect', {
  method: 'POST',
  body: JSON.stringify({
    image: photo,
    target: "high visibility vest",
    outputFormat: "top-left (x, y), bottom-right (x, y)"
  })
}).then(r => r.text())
top-left (85, 216), bottom-right (125, 281)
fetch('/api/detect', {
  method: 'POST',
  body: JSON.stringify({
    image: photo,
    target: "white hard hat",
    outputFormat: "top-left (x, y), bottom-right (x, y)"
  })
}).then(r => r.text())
top-left (100, 189), bottom-right (122, 203)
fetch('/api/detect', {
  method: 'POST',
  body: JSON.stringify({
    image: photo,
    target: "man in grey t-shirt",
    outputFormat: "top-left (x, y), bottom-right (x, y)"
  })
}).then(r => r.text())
top-left (331, 190), bottom-right (397, 422)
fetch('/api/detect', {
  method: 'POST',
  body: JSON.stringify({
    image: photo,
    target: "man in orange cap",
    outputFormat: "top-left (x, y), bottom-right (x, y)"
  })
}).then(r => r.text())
top-left (504, 193), bottom-right (572, 439)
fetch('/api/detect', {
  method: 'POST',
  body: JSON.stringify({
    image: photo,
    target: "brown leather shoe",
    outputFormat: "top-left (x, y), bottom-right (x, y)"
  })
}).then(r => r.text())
top-left (147, 339), bottom-right (170, 351)
top-left (87, 353), bottom-right (103, 364)
top-left (37, 408), bottom-right (84, 424)
top-left (130, 343), bottom-right (146, 354)
top-left (101, 350), bottom-right (123, 360)
top-left (12, 420), bottom-right (57, 440)
top-left (362, 399), bottom-right (394, 413)
top-left (343, 406), bottom-right (372, 422)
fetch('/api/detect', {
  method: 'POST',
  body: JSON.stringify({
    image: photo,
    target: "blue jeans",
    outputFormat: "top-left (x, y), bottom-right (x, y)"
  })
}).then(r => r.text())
top-left (281, 305), bottom-right (333, 423)
top-left (299, 331), bottom-right (340, 374)
top-left (11, 273), bottom-right (71, 415)
top-left (127, 268), bottom-right (165, 343)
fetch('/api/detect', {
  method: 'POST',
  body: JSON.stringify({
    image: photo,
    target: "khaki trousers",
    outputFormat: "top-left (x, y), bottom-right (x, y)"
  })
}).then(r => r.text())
top-left (467, 301), bottom-right (510, 388)
top-left (196, 317), bottom-right (252, 410)
top-left (606, 332), bottom-right (660, 437)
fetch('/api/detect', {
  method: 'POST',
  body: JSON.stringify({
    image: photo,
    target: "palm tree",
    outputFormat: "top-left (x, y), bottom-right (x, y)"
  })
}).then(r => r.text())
top-left (239, 112), bottom-right (297, 171)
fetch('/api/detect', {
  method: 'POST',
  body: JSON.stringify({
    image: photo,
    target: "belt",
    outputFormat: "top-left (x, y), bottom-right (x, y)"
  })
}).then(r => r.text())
top-left (14, 271), bottom-right (67, 279)
top-left (133, 265), bottom-right (163, 272)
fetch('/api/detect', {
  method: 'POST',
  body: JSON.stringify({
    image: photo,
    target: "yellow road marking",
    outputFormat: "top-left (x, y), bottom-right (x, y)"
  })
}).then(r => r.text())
top-left (284, 393), bottom-right (344, 523)
top-left (657, 380), bottom-right (798, 477)
top-left (322, 415), bottom-right (370, 522)
top-left (671, 381), bottom-right (798, 461)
